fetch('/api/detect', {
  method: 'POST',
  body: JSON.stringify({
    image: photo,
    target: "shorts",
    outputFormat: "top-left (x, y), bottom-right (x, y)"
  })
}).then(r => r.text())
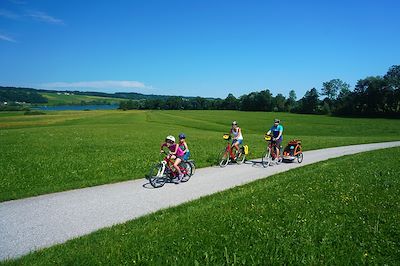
top-left (232, 139), bottom-right (243, 145)
top-left (170, 154), bottom-right (184, 160)
top-left (275, 138), bottom-right (282, 148)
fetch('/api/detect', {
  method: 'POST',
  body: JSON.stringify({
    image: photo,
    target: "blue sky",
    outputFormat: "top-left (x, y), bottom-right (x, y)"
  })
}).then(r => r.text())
top-left (1, 0), bottom-right (399, 98)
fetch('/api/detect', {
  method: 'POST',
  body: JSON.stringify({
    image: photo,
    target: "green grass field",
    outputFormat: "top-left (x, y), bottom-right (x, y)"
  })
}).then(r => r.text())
top-left (40, 92), bottom-right (125, 105)
top-left (3, 147), bottom-right (399, 265)
top-left (1, 110), bottom-right (400, 202)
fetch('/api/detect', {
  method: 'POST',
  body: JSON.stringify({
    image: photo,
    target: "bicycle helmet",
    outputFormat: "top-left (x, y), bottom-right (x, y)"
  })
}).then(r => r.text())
top-left (274, 118), bottom-right (280, 123)
top-left (232, 121), bottom-right (237, 125)
top-left (179, 133), bottom-right (186, 139)
top-left (165, 135), bottom-right (175, 143)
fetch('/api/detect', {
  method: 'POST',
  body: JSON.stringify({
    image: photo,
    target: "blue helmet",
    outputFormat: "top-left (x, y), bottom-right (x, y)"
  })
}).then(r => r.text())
top-left (179, 133), bottom-right (186, 139)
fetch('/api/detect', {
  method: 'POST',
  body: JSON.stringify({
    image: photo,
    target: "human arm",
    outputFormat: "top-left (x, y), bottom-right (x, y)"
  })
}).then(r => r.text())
top-left (184, 142), bottom-right (189, 153)
top-left (160, 143), bottom-right (166, 153)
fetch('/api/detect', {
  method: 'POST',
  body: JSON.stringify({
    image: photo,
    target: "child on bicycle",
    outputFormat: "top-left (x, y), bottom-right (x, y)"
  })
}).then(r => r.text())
top-left (266, 118), bottom-right (284, 160)
top-left (178, 133), bottom-right (190, 161)
top-left (230, 121), bottom-right (243, 152)
top-left (160, 135), bottom-right (185, 183)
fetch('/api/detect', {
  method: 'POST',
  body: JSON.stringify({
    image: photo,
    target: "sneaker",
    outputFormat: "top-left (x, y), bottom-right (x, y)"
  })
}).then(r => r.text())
top-left (173, 174), bottom-right (183, 184)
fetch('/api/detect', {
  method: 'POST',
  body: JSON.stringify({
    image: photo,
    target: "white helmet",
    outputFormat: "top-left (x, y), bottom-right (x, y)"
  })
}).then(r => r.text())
top-left (166, 135), bottom-right (175, 143)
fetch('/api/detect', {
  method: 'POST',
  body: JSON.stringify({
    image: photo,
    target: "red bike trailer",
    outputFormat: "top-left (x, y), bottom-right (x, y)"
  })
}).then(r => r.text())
top-left (282, 139), bottom-right (304, 163)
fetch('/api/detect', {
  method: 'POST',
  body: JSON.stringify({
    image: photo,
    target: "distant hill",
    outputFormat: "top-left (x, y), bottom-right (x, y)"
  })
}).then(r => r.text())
top-left (0, 86), bottom-right (208, 106)
top-left (33, 88), bottom-right (196, 100)
top-left (0, 86), bottom-right (48, 104)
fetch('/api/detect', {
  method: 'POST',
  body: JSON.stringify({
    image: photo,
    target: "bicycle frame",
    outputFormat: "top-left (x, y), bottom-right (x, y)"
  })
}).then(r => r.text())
top-left (262, 137), bottom-right (282, 168)
top-left (161, 155), bottom-right (187, 178)
top-left (268, 140), bottom-right (280, 159)
top-left (219, 137), bottom-right (246, 167)
top-left (148, 154), bottom-right (192, 188)
top-left (224, 142), bottom-right (238, 160)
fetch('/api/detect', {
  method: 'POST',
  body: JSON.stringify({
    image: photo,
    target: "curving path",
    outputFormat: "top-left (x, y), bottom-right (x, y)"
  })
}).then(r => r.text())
top-left (1, 141), bottom-right (400, 261)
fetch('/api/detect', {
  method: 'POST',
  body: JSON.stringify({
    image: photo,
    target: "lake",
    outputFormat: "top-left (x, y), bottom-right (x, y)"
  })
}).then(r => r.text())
top-left (32, 104), bottom-right (119, 111)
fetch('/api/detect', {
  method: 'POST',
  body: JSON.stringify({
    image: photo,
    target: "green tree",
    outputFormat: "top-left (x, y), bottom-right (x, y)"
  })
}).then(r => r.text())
top-left (285, 90), bottom-right (297, 111)
top-left (222, 93), bottom-right (239, 110)
top-left (321, 79), bottom-right (350, 100)
top-left (296, 88), bottom-right (320, 114)
top-left (273, 93), bottom-right (286, 111)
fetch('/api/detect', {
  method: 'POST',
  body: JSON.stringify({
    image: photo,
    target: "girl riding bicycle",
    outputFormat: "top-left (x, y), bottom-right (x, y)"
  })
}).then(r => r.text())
top-left (178, 133), bottom-right (190, 161)
top-left (230, 121), bottom-right (243, 151)
top-left (160, 135), bottom-right (185, 182)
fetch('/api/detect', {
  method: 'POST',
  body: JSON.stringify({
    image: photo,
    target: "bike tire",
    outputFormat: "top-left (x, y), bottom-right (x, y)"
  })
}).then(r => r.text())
top-left (262, 148), bottom-right (272, 168)
top-left (219, 149), bottom-right (230, 167)
top-left (236, 148), bottom-right (246, 164)
top-left (186, 160), bottom-right (196, 176)
top-left (180, 161), bottom-right (192, 182)
top-left (148, 163), bottom-right (166, 188)
top-left (297, 153), bottom-right (304, 163)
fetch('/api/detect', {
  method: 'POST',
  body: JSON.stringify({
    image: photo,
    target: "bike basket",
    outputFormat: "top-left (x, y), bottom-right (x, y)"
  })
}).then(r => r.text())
top-left (243, 145), bottom-right (249, 155)
top-left (264, 135), bottom-right (271, 141)
top-left (223, 134), bottom-right (231, 140)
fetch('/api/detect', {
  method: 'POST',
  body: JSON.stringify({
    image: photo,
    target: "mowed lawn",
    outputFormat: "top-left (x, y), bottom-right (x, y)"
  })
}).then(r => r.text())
top-left (1, 110), bottom-right (400, 202)
top-left (2, 147), bottom-right (399, 265)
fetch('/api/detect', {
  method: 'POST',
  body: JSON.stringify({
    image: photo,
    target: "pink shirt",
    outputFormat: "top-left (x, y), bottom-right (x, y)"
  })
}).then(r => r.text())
top-left (162, 143), bottom-right (185, 157)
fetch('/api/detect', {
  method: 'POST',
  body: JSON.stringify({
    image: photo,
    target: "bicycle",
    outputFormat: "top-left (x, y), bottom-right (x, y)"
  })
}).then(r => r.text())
top-left (262, 134), bottom-right (283, 168)
top-left (147, 152), bottom-right (193, 188)
top-left (219, 134), bottom-right (246, 167)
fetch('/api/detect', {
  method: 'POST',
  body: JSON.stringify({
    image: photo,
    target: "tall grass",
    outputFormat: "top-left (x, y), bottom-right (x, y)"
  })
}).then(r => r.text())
top-left (1, 110), bottom-right (400, 201)
top-left (3, 147), bottom-right (399, 265)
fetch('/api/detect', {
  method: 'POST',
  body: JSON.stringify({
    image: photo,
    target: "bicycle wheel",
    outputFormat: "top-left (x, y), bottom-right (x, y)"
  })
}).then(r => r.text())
top-left (262, 148), bottom-right (272, 168)
top-left (297, 153), bottom-right (304, 163)
top-left (148, 163), bottom-right (166, 188)
top-left (188, 160), bottom-right (196, 175)
top-left (236, 148), bottom-right (246, 164)
top-left (180, 161), bottom-right (192, 182)
top-left (219, 148), bottom-right (230, 167)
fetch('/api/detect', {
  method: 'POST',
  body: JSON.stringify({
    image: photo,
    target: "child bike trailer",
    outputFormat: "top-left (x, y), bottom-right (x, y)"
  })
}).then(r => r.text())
top-left (282, 139), bottom-right (303, 163)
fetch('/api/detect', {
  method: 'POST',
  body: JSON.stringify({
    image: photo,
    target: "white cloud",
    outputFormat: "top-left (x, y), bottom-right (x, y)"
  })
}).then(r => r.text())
top-left (26, 11), bottom-right (64, 25)
top-left (0, 34), bottom-right (16, 42)
top-left (41, 80), bottom-right (147, 90)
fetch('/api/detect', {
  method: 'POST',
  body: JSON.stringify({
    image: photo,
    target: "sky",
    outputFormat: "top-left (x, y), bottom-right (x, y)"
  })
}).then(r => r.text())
top-left (1, 0), bottom-right (399, 99)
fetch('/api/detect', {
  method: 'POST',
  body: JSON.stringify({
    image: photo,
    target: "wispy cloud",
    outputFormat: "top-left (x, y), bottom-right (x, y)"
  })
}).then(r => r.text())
top-left (0, 33), bottom-right (16, 42)
top-left (41, 81), bottom-right (147, 90)
top-left (26, 11), bottom-right (64, 25)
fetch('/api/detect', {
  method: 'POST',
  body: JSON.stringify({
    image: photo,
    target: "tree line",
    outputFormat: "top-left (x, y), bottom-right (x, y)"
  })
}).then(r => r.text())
top-left (120, 65), bottom-right (400, 118)
top-left (0, 87), bottom-right (48, 104)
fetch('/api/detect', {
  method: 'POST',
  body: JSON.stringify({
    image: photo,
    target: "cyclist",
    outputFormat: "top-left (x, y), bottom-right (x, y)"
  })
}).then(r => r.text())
top-left (178, 133), bottom-right (190, 161)
top-left (230, 121), bottom-right (243, 152)
top-left (160, 135), bottom-right (184, 183)
top-left (266, 118), bottom-right (284, 160)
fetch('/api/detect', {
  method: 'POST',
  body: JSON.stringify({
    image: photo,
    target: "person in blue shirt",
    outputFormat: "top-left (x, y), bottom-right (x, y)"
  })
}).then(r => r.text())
top-left (266, 118), bottom-right (284, 160)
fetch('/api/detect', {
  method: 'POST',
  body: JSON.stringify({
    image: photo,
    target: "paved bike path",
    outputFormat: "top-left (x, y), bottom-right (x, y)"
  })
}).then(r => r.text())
top-left (1, 141), bottom-right (400, 261)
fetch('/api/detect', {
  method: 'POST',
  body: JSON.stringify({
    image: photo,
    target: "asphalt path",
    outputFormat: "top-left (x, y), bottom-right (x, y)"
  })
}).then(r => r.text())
top-left (1, 141), bottom-right (400, 261)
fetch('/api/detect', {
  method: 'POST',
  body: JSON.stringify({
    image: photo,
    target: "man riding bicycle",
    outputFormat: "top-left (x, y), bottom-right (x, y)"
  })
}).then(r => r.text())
top-left (266, 119), bottom-right (283, 160)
